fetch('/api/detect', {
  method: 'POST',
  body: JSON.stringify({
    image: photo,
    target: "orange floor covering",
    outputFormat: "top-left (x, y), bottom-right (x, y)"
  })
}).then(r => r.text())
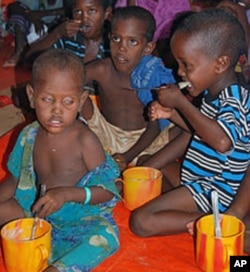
top-left (0, 130), bottom-right (202, 272)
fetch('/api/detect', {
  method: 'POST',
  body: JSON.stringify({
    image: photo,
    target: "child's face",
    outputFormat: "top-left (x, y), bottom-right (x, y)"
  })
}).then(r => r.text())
top-left (171, 32), bottom-right (219, 97)
top-left (110, 18), bottom-right (155, 74)
top-left (72, 0), bottom-right (111, 39)
top-left (27, 69), bottom-right (87, 134)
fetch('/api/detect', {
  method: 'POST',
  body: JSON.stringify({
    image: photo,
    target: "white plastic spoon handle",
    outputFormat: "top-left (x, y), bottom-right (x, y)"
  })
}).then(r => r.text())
top-left (211, 190), bottom-right (221, 237)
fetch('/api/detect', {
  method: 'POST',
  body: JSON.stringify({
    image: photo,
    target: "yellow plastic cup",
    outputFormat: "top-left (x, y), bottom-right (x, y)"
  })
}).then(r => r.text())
top-left (1, 218), bottom-right (51, 272)
top-left (196, 214), bottom-right (245, 272)
top-left (121, 166), bottom-right (162, 211)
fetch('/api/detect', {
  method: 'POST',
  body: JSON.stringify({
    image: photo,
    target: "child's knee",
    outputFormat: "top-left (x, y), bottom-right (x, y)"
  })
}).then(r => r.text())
top-left (129, 209), bottom-right (154, 237)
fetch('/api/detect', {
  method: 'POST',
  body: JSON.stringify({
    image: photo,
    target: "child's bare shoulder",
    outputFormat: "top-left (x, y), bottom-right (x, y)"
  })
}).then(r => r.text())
top-left (77, 121), bottom-right (104, 149)
top-left (86, 58), bottom-right (114, 82)
top-left (87, 58), bottom-right (112, 72)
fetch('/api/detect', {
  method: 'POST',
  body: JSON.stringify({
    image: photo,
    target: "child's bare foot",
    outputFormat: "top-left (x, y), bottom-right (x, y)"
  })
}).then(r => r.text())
top-left (186, 221), bottom-right (195, 235)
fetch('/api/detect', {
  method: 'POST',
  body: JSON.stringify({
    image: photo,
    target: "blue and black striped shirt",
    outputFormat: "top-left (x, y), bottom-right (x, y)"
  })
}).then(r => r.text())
top-left (181, 84), bottom-right (250, 213)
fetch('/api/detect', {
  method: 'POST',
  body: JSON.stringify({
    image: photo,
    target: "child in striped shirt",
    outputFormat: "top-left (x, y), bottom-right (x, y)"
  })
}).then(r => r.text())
top-left (129, 8), bottom-right (250, 238)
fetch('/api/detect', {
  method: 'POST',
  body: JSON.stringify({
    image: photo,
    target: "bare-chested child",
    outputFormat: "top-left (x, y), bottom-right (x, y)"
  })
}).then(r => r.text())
top-left (129, 8), bottom-right (250, 239)
top-left (81, 6), bottom-right (179, 171)
top-left (0, 49), bottom-right (120, 271)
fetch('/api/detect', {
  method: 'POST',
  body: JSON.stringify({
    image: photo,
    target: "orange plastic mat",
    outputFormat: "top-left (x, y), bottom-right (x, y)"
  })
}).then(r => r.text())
top-left (0, 130), bottom-right (201, 272)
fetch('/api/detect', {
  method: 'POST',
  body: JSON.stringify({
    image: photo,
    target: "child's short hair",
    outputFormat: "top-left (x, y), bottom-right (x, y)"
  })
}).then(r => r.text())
top-left (173, 8), bottom-right (245, 67)
top-left (32, 49), bottom-right (85, 88)
top-left (73, 0), bottom-right (112, 10)
top-left (98, 0), bottom-right (113, 10)
top-left (112, 6), bottom-right (156, 42)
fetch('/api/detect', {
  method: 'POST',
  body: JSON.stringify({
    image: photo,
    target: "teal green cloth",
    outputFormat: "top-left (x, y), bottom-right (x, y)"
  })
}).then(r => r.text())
top-left (7, 121), bottom-right (121, 271)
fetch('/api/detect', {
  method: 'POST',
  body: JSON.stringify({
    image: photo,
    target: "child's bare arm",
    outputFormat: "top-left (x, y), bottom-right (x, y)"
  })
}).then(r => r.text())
top-left (121, 119), bottom-right (161, 164)
top-left (157, 85), bottom-right (232, 153)
top-left (25, 7), bottom-right (65, 22)
top-left (141, 129), bottom-right (191, 169)
top-left (85, 59), bottom-right (104, 82)
top-left (26, 20), bottom-right (81, 59)
top-left (0, 174), bottom-right (18, 203)
top-left (0, 174), bottom-right (25, 226)
top-left (149, 100), bottom-right (191, 132)
top-left (24, 7), bottom-right (65, 35)
top-left (113, 120), bottom-right (160, 169)
top-left (32, 185), bottom-right (115, 218)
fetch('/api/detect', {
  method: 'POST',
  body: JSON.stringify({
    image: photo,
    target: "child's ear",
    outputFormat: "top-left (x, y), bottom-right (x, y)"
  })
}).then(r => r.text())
top-left (215, 55), bottom-right (230, 74)
top-left (26, 84), bottom-right (35, 109)
top-left (144, 41), bottom-right (156, 56)
top-left (78, 90), bottom-right (89, 112)
top-left (104, 6), bottom-right (112, 21)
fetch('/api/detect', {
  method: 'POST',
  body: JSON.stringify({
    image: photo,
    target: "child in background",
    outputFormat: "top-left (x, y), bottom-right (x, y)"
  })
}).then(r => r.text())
top-left (115, 0), bottom-right (190, 42)
top-left (239, 0), bottom-right (250, 46)
top-left (129, 9), bottom-right (250, 237)
top-left (190, 0), bottom-right (221, 11)
top-left (3, 0), bottom-right (65, 67)
top-left (115, 0), bottom-right (191, 72)
top-left (0, 49), bottom-right (120, 271)
top-left (217, 0), bottom-right (250, 86)
top-left (26, 0), bottom-right (112, 65)
top-left (80, 6), bottom-right (178, 171)
top-left (239, 0), bottom-right (250, 66)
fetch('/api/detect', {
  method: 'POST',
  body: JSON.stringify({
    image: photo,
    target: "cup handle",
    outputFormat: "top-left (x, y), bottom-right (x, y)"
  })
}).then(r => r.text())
top-left (35, 245), bottom-right (49, 271)
top-left (224, 244), bottom-right (234, 266)
top-left (115, 178), bottom-right (125, 201)
top-left (115, 178), bottom-right (124, 183)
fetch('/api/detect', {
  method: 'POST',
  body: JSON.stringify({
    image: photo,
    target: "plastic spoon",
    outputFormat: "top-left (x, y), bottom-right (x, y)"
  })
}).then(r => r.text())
top-left (122, 81), bottom-right (190, 91)
top-left (30, 184), bottom-right (46, 240)
top-left (211, 190), bottom-right (221, 237)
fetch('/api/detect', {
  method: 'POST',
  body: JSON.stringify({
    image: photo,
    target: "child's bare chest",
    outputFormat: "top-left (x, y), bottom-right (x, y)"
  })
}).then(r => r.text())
top-left (33, 137), bottom-right (86, 187)
top-left (99, 85), bottom-right (148, 130)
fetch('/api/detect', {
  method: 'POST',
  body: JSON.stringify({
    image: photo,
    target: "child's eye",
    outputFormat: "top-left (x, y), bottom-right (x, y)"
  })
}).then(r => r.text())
top-left (180, 61), bottom-right (190, 70)
top-left (73, 9), bottom-right (82, 17)
top-left (184, 62), bottom-right (192, 70)
top-left (111, 35), bottom-right (120, 43)
top-left (42, 97), bottom-right (53, 103)
top-left (63, 97), bottom-right (74, 105)
top-left (129, 39), bottom-right (138, 46)
top-left (88, 8), bottom-right (97, 15)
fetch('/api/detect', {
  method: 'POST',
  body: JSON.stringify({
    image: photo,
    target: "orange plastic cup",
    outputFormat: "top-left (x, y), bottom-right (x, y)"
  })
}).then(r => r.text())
top-left (196, 214), bottom-right (245, 272)
top-left (1, 218), bottom-right (51, 272)
top-left (121, 166), bottom-right (162, 211)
